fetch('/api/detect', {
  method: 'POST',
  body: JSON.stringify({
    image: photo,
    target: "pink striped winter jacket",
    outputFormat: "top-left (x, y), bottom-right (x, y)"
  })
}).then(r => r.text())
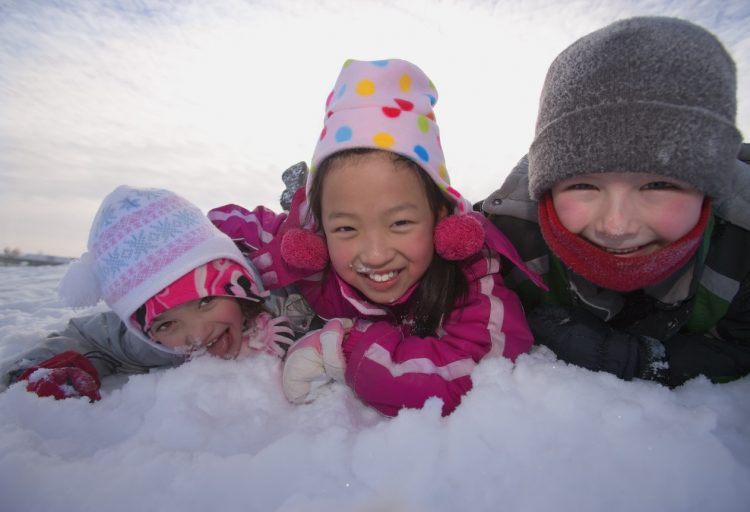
top-left (208, 202), bottom-right (538, 416)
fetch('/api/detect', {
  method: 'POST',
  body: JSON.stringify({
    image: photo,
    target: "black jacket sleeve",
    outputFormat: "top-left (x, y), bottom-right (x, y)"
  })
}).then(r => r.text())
top-left (529, 299), bottom-right (750, 387)
top-left (664, 268), bottom-right (750, 386)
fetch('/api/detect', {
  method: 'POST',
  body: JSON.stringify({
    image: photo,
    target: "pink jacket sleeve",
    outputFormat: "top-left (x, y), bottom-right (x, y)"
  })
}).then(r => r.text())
top-left (208, 203), bottom-right (287, 253)
top-left (208, 202), bottom-right (320, 289)
top-left (342, 254), bottom-right (533, 417)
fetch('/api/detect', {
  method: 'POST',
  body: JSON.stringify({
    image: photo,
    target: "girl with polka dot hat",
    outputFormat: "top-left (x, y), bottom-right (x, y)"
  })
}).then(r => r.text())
top-left (210, 59), bottom-right (543, 416)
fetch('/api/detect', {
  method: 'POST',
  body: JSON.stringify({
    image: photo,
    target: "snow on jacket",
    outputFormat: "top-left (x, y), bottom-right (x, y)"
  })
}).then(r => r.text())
top-left (209, 201), bottom-right (537, 416)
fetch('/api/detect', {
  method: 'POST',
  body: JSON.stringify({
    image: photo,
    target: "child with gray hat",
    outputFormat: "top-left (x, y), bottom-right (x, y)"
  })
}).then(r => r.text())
top-left (482, 16), bottom-right (750, 386)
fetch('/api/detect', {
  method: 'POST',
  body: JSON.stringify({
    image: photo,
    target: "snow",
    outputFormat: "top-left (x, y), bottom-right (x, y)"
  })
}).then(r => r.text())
top-left (1, 265), bottom-right (749, 512)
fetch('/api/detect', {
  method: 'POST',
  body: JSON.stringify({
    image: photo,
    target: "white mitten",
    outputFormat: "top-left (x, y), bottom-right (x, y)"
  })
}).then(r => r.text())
top-left (282, 318), bottom-right (351, 404)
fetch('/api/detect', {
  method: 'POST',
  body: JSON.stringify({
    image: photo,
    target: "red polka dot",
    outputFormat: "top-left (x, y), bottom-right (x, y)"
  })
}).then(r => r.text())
top-left (327, 111), bottom-right (334, 118)
top-left (382, 106), bottom-right (401, 118)
top-left (394, 98), bottom-right (413, 111)
top-left (319, 127), bottom-right (327, 140)
top-left (325, 90), bottom-right (334, 108)
top-left (426, 112), bottom-right (435, 121)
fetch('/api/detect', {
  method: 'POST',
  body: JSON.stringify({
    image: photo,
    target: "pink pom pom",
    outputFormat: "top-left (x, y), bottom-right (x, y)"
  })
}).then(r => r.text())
top-left (434, 214), bottom-right (485, 260)
top-left (280, 228), bottom-right (329, 271)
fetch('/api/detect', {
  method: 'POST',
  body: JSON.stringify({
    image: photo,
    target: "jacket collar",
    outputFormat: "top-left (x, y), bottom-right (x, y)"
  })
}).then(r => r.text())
top-left (334, 273), bottom-right (418, 317)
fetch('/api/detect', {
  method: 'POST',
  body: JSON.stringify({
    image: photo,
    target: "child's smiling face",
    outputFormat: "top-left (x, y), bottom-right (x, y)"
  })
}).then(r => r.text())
top-left (320, 151), bottom-right (439, 304)
top-left (148, 296), bottom-right (246, 359)
top-left (551, 172), bottom-right (705, 257)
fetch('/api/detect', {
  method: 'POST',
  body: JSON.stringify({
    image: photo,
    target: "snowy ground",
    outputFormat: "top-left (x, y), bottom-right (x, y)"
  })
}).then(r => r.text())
top-left (1, 264), bottom-right (749, 512)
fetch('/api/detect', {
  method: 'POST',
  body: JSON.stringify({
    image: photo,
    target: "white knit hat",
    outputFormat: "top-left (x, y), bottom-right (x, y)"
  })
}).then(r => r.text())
top-left (59, 186), bottom-right (266, 330)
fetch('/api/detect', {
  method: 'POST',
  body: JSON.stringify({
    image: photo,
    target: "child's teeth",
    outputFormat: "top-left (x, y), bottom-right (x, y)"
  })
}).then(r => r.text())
top-left (606, 246), bottom-right (639, 254)
top-left (369, 271), bottom-right (397, 282)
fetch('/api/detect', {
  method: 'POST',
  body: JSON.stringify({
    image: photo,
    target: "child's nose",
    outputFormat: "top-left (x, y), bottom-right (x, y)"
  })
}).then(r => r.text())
top-left (184, 320), bottom-right (211, 346)
top-left (598, 194), bottom-right (638, 237)
top-left (359, 231), bottom-right (394, 267)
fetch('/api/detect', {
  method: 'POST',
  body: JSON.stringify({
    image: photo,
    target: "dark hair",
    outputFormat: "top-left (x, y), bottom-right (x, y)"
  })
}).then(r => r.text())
top-left (308, 148), bottom-right (468, 336)
top-left (239, 298), bottom-right (265, 326)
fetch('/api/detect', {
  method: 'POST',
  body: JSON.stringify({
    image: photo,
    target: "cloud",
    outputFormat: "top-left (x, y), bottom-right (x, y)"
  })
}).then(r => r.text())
top-left (0, 0), bottom-right (748, 256)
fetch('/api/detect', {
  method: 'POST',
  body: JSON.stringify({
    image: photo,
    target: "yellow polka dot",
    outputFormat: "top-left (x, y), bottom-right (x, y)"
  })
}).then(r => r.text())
top-left (373, 132), bottom-right (395, 148)
top-left (438, 164), bottom-right (449, 181)
top-left (399, 74), bottom-right (412, 92)
top-left (356, 79), bottom-right (376, 96)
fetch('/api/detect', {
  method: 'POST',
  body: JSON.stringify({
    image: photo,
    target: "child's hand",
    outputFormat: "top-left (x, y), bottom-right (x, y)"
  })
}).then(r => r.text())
top-left (282, 318), bottom-right (351, 404)
top-left (529, 305), bottom-right (642, 380)
top-left (18, 351), bottom-right (101, 402)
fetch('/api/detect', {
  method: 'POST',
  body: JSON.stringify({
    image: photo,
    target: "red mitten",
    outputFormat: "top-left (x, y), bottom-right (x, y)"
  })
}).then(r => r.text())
top-left (19, 351), bottom-right (101, 402)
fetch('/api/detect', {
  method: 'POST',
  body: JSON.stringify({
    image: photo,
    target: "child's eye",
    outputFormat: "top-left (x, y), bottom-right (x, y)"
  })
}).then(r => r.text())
top-left (152, 320), bottom-right (174, 334)
top-left (642, 181), bottom-right (678, 191)
top-left (329, 225), bottom-right (356, 235)
top-left (198, 297), bottom-right (215, 308)
top-left (567, 183), bottom-right (596, 191)
top-left (392, 219), bottom-right (414, 228)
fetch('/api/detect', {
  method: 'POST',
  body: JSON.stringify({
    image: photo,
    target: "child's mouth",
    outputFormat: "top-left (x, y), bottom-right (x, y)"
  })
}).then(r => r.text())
top-left (600, 245), bottom-right (645, 256)
top-left (205, 329), bottom-right (234, 358)
top-left (351, 263), bottom-right (401, 289)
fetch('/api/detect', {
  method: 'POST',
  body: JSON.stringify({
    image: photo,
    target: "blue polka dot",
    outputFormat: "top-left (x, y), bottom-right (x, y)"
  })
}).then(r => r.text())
top-left (372, 60), bottom-right (389, 67)
top-left (414, 145), bottom-right (429, 162)
top-left (336, 126), bottom-right (353, 143)
top-left (426, 94), bottom-right (437, 106)
top-left (337, 84), bottom-right (347, 98)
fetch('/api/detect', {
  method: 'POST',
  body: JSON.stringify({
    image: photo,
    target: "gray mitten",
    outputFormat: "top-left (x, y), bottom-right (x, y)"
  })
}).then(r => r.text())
top-left (279, 162), bottom-right (308, 211)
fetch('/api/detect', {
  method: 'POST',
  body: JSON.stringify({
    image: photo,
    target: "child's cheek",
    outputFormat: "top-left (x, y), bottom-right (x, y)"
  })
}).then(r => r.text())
top-left (649, 194), bottom-right (704, 241)
top-left (327, 238), bottom-right (353, 278)
top-left (552, 195), bottom-right (590, 235)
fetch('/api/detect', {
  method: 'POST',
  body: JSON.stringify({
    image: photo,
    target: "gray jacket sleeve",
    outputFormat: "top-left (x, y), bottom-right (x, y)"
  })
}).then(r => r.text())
top-left (1, 311), bottom-right (184, 390)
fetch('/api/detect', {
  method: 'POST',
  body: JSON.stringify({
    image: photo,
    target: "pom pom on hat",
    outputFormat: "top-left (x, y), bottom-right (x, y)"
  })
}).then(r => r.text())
top-left (59, 252), bottom-right (102, 308)
top-left (280, 228), bottom-right (329, 271)
top-left (434, 214), bottom-right (485, 261)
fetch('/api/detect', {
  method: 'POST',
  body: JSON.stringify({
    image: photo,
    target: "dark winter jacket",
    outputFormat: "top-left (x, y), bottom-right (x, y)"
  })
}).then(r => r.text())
top-left (480, 145), bottom-right (750, 386)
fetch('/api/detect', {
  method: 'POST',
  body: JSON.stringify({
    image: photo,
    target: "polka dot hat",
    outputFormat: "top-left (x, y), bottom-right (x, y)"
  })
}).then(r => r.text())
top-left (309, 59), bottom-right (472, 214)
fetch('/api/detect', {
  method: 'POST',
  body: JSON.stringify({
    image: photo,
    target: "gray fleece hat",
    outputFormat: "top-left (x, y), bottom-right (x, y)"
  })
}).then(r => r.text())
top-left (528, 16), bottom-right (742, 201)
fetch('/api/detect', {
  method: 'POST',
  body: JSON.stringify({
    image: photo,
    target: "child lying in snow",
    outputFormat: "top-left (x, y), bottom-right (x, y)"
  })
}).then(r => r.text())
top-left (1, 185), bottom-right (316, 400)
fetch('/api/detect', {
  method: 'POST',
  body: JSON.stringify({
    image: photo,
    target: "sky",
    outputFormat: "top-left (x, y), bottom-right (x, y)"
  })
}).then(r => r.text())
top-left (1, 0), bottom-right (749, 258)
top-left (1, 264), bottom-right (749, 511)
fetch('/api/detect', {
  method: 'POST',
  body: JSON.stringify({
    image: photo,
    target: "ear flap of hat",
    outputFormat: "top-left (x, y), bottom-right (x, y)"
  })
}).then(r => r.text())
top-left (434, 214), bottom-right (485, 261)
top-left (58, 252), bottom-right (102, 308)
top-left (280, 228), bottom-right (329, 271)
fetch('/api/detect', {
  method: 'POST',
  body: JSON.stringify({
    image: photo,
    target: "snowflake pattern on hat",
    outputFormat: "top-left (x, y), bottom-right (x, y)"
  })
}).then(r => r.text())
top-left (60, 186), bottom-right (265, 332)
top-left (91, 188), bottom-right (214, 305)
top-left (309, 58), bottom-right (472, 214)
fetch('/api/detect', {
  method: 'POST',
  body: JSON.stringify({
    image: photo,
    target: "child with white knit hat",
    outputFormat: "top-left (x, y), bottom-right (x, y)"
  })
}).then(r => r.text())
top-left (483, 16), bottom-right (750, 386)
top-left (2, 185), bottom-right (297, 401)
